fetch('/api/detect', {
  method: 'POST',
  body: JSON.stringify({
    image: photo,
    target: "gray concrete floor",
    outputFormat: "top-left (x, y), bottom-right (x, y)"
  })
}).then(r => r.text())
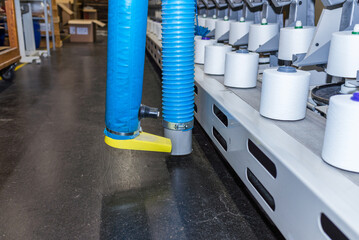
top-left (0, 37), bottom-right (283, 240)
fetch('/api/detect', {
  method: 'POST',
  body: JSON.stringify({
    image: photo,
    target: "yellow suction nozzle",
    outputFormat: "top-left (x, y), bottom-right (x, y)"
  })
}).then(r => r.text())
top-left (105, 132), bottom-right (172, 153)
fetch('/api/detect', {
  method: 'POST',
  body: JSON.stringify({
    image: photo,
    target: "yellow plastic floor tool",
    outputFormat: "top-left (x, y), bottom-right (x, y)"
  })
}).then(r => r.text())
top-left (105, 132), bottom-right (172, 153)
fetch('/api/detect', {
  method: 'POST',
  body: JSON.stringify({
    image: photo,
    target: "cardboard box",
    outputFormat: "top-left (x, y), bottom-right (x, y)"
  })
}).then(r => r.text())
top-left (83, 8), bottom-right (97, 20)
top-left (68, 19), bottom-right (105, 43)
top-left (58, 2), bottom-right (81, 25)
top-left (58, 3), bottom-right (74, 25)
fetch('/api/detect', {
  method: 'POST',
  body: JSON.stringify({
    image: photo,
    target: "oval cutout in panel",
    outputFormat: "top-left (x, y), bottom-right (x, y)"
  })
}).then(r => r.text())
top-left (213, 104), bottom-right (228, 127)
top-left (213, 127), bottom-right (227, 151)
top-left (247, 168), bottom-right (275, 211)
top-left (320, 213), bottom-right (349, 240)
top-left (248, 139), bottom-right (277, 178)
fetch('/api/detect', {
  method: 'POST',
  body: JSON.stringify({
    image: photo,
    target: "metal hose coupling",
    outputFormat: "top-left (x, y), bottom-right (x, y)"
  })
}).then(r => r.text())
top-left (139, 104), bottom-right (160, 120)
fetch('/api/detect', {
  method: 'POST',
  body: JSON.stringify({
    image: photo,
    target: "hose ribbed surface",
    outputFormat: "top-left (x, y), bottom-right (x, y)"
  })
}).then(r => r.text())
top-left (162, 0), bottom-right (195, 125)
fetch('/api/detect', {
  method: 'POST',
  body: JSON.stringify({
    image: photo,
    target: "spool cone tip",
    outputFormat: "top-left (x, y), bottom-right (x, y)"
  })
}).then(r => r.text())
top-left (351, 92), bottom-right (359, 102)
top-left (353, 24), bottom-right (359, 34)
top-left (295, 20), bottom-right (303, 29)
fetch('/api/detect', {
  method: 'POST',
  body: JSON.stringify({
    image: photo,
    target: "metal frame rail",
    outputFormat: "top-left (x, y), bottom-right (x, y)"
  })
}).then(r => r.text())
top-left (146, 31), bottom-right (359, 240)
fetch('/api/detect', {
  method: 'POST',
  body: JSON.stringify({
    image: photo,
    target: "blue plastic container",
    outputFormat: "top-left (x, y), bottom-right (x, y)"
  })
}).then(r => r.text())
top-left (33, 20), bottom-right (41, 49)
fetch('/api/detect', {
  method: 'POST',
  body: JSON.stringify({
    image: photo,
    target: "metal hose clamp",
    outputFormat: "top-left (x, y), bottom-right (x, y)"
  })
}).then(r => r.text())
top-left (163, 120), bottom-right (194, 131)
top-left (106, 128), bottom-right (140, 137)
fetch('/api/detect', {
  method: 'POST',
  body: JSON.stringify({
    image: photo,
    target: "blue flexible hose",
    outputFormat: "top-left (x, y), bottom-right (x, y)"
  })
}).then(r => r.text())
top-left (162, 0), bottom-right (195, 126)
top-left (104, 0), bottom-right (148, 140)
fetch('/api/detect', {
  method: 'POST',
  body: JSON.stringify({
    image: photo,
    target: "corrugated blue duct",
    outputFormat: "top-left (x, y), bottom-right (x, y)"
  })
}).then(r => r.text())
top-left (104, 0), bottom-right (149, 140)
top-left (162, 0), bottom-right (195, 155)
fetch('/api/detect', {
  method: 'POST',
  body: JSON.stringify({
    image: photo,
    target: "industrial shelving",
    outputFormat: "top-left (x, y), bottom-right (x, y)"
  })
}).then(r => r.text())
top-left (14, 0), bottom-right (56, 63)
top-left (0, 0), bottom-right (21, 81)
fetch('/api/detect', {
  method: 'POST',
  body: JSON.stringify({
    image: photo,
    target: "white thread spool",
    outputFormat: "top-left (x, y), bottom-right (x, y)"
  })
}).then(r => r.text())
top-left (215, 17), bottom-right (231, 40)
top-left (278, 21), bottom-right (315, 61)
top-left (204, 43), bottom-right (232, 75)
top-left (327, 25), bottom-right (359, 78)
top-left (322, 93), bottom-right (359, 172)
top-left (153, 22), bottom-right (158, 36)
top-left (205, 16), bottom-right (218, 31)
top-left (151, 21), bottom-right (156, 34)
top-left (148, 20), bottom-right (154, 33)
top-left (156, 22), bottom-right (162, 40)
top-left (248, 19), bottom-right (279, 52)
top-left (224, 49), bottom-right (259, 88)
top-left (229, 18), bottom-right (253, 45)
top-left (198, 16), bottom-right (207, 27)
top-left (260, 66), bottom-right (311, 121)
top-left (195, 37), bottom-right (217, 64)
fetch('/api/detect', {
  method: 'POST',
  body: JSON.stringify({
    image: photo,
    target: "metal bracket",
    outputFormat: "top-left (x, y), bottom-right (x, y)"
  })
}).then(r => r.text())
top-left (233, 33), bottom-right (249, 46)
top-left (207, 29), bottom-right (216, 37)
top-left (218, 30), bottom-right (230, 41)
top-left (256, 33), bottom-right (279, 52)
top-left (226, 0), bottom-right (244, 10)
top-left (346, 80), bottom-right (359, 87)
top-left (163, 120), bottom-right (194, 131)
top-left (293, 8), bottom-right (342, 67)
top-left (106, 128), bottom-right (140, 137)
